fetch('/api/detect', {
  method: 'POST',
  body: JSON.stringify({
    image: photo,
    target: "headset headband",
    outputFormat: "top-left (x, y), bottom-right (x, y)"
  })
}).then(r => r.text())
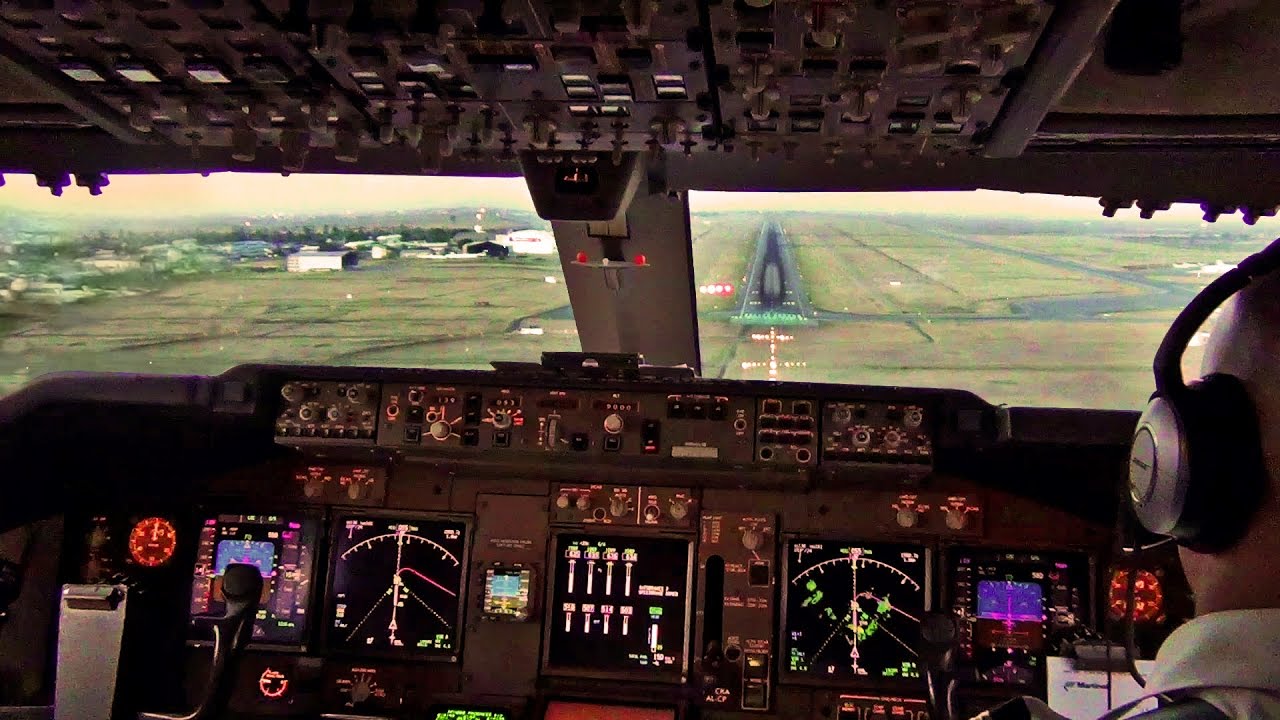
top-left (1153, 237), bottom-right (1280, 395)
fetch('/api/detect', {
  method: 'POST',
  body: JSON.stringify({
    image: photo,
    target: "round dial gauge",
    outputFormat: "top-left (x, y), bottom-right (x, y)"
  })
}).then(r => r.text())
top-left (1108, 569), bottom-right (1165, 623)
top-left (127, 517), bottom-right (178, 568)
top-left (258, 668), bottom-right (289, 699)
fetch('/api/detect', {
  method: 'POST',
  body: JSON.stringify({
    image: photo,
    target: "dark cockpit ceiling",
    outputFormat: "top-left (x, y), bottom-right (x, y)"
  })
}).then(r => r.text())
top-left (0, 0), bottom-right (1277, 210)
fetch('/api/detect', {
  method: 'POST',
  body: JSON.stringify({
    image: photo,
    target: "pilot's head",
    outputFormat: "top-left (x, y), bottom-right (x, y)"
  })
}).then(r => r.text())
top-left (1184, 270), bottom-right (1280, 613)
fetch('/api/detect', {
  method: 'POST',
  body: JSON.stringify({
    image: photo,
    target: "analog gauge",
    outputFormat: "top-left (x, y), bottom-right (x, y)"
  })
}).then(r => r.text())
top-left (1108, 569), bottom-right (1165, 624)
top-left (127, 517), bottom-right (178, 568)
top-left (258, 667), bottom-right (289, 699)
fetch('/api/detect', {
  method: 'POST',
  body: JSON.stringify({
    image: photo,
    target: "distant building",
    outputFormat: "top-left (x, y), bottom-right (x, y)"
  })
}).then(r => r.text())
top-left (286, 250), bottom-right (357, 272)
top-left (463, 240), bottom-right (510, 258)
top-left (500, 229), bottom-right (556, 255)
top-left (375, 234), bottom-right (403, 244)
top-left (370, 245), bottom-right (389, 259)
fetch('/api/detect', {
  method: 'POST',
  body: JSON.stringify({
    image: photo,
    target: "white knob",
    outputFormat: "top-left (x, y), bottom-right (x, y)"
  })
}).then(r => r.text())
top-left (350, 680), bottom-right (371, 704)
top-left (429, 421), bottom-right (451, 440)
top-left (347, 483), bottom-right (368, 501)
top-left (575, 495), bottom-right (591, 511)
top-left (603, 413), bottom-right (624, 434)
top-left (555, 494), bottom-right (571, 509)
top-left (668, 499), bottom-right (689, 520)
top-left (610, 496), bottom-right (628, 517)
top-left (742, 529), bottom-right (763, 550)
top-left (895, 508), bottom-right (919, 528)
top-left (945, 508), bottom-right (969, 531)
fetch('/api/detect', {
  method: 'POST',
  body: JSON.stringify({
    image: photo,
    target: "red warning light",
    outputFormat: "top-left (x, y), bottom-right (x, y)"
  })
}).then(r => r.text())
top-left (575, 251), bottom-right (588, 264)
top-left (633, 254), bottom-right (647, 266)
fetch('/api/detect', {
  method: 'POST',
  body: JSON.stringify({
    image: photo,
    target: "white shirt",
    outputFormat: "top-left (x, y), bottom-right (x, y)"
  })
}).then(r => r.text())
top-left (1003, 609), bottom-right (1280, 719)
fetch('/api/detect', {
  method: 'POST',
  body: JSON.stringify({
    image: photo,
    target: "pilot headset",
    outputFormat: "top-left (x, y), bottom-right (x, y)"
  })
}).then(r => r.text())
top-left (1129, 237), bottom-right (1280, 553)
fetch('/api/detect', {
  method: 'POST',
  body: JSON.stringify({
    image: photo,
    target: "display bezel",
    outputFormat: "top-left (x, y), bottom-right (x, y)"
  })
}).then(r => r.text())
top-left (540, 529), bottom-right (695, 683)
top-left (322, 508), bottom-right (473, 662)
top-left (778, 536), bottom-right (933, 689)
top-left (942, 544), bottom-right (1096, 688)
top-left (187, 507), bottom-right (324, 652)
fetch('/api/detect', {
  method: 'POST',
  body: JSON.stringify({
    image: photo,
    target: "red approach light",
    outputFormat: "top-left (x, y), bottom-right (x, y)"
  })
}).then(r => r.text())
top-left (633, 254), bottom-right (647, 266)
top-left (575, 251), bottom-right (589, 264)
top-left (724, 283), bottom-right (735, 294)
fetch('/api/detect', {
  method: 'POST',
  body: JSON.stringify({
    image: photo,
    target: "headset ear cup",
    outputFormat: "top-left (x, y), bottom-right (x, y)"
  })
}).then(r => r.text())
top-left (1176, 374), bottom-right (1267, 553)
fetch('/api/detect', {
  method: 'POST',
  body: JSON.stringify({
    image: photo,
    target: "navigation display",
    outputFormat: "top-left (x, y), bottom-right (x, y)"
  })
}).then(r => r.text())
top-left (546, 535), bottom-right (692, 678)
top-left (327, 514), bottom-right (469, 657)
top-left (189, 513), bottom-right (318, 646)
top-left (783, 540), bottom-right (928, 682)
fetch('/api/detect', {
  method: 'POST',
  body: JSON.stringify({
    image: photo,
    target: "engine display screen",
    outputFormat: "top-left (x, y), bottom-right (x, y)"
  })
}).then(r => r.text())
top-left (189, 513), bottom-right (318, 646)
top-left (950, 549), bottom-right (1092, 685)
top-left (784, 540), bottom-right (928, 682)
top-left (546, 535), bottom-right (692, 678)
top-left (327, 514), bottom-right (469, 657)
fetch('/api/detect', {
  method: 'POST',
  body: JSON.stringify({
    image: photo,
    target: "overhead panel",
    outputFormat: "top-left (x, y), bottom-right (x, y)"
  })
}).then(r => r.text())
top-left (0, 0), bottom-right (1052, 171)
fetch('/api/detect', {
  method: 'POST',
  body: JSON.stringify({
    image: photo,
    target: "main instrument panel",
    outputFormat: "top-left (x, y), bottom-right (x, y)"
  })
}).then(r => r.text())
top-left (67, 366), bottom-right (1187, 720)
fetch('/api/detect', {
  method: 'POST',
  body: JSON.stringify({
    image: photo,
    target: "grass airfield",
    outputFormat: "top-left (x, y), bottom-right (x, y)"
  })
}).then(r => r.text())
top-left (2, 210), bottom-right (1274, 409)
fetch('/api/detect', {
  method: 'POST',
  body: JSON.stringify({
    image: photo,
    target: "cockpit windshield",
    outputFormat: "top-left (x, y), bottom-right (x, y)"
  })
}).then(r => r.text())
top-left (1, 174), bottom-right (1273, 408)
top-left (691, 191), bottom-right (1276, 409)
top-left (0, 173), bottom-right (575, 394)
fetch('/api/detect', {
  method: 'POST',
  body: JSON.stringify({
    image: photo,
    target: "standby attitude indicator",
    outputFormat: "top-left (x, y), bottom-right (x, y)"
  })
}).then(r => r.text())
top-left (328, 516), bottom-right (468, 657)
top-left (785, 541), bottom-right (927, 681)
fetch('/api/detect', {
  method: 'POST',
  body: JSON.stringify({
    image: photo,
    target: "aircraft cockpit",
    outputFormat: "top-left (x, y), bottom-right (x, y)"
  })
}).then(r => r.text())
top-left (0, 2), bottom-right (1278, 720)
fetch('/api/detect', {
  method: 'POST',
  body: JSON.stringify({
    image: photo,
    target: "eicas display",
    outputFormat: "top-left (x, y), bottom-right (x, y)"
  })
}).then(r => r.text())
top-left (189, 514), bottom-right (318, 646)
top-left (327, 515), bottom-right (468, 656)
top-left (547, 535), bottom-right (692, 677)
top-left (784, 540), bottom-right (927, 681)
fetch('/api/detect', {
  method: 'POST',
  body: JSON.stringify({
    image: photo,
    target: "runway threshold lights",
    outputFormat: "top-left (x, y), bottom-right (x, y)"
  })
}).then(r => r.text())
top-left (699, 283), bottom-right (735, 296)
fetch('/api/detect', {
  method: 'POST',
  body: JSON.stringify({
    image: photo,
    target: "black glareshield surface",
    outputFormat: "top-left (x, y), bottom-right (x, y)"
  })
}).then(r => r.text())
top-left (189, 514), bottom-right (318, 646)
top-left (547, 535), bottom-right (692, 677)
top-left (326, 515), bottom-right (469, 657)
top-left (783, 540), bottom-right (928, 682)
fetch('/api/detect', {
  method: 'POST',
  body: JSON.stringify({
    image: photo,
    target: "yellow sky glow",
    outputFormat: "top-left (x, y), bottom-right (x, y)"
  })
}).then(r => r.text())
top-left (0, 171), bottom-right (1214, 221)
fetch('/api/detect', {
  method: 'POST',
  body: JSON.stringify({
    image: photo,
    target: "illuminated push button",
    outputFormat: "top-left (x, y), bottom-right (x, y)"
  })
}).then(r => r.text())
top-left (896, 508), bottom-right (920, 528)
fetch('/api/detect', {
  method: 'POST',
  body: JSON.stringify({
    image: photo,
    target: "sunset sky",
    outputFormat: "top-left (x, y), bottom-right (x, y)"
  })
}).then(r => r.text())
top-left (0, 171), bottom-right (1221, 221)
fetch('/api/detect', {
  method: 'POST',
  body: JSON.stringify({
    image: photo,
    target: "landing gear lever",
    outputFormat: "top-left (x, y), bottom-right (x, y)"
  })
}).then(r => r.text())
top-left (139, 563), bottom-right (264, 720)
top-left (921, 612), bottom-right (959, 720)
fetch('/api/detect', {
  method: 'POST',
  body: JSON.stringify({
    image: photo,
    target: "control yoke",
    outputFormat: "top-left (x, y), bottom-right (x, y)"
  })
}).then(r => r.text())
top-left (139, 563), bottom-right (263, 720)
top-left (921, 612), bottom-right (960, 720)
